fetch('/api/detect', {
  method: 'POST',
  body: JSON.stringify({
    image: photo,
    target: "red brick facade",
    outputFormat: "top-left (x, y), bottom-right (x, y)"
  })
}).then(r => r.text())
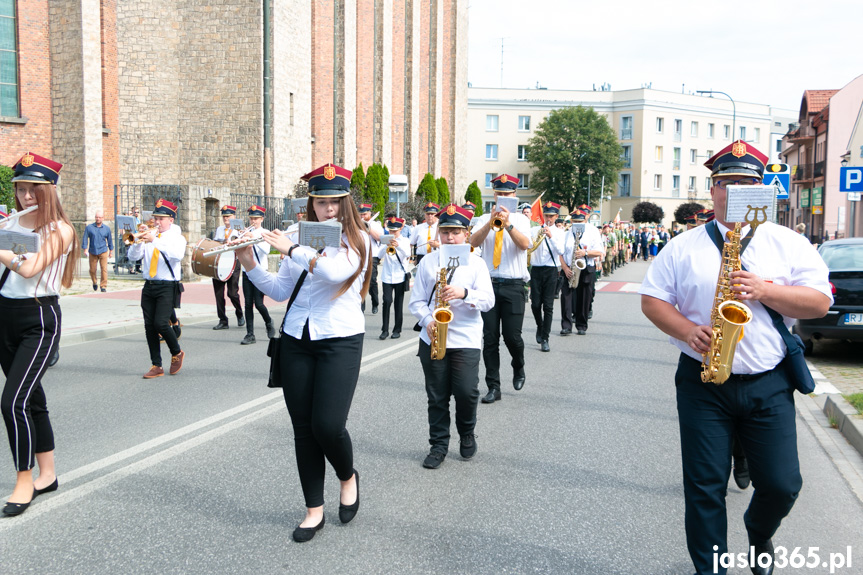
top-left (311, 0), bottom-right (335, 166)
top-left (390, 0), bottom-right (406, 175)
top-left (100, 0), bottom-right (118, 213)
top-left (356, 0), bottom-right (374, 165)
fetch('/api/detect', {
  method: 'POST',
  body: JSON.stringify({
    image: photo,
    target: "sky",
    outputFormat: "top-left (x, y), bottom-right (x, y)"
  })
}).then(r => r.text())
top-left (467, 0), bottom-right (863, 113)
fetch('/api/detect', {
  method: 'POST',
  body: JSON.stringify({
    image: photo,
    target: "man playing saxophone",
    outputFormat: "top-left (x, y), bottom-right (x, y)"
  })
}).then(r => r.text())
top-left (409, 204), bottom-right (494, 470)
top-left (560, 210), bottom-right (603, 336)
top-left (640, 141), bottom-right (831, 575)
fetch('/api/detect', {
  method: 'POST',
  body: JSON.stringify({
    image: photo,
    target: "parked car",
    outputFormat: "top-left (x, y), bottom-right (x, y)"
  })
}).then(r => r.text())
top-left (794, 237), bottom-right (863, 355)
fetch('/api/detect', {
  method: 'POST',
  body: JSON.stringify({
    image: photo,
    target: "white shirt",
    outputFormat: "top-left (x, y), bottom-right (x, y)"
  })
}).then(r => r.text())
top-left (366, 219), bottom-right (384, 250)
top-left (243, 226), bottom-right (271, 267)
top-left (410, 222), bottom-right (438, 256)
top-left (0, 220), bottom-right (70, 298)
top-left (409, 250), bottom-right (495, 350)
top-left (529, 224), bottom-right (564, 267)
top-left (639, 221), bottom-right (833, 374)
top-left (562, 222), bottom-right (603, 268)
top-left (245, 232), bottom-right (370, 340)
top-left (215, 224), bottom-right (240, 242)
top-left (127, 226), bottom-right (187, 281)
top-left (473, 212), bottom-right (531, 281)
top-left (377, 236), bottom-right (411, 284)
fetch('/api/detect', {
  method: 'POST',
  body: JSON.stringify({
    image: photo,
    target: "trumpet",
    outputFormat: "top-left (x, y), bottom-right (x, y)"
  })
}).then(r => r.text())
top-left (123, 226), bottom-right (157, 245)
top-left (490, 215), bottom-right (505, 232)
top-left (0, 205), bottom-right (38, 227)
top-left (386, 240), bottom-right (398, 256)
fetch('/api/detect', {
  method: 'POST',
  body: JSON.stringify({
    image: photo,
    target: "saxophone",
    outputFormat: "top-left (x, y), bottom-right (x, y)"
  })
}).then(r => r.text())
top-left (526, 226), bottom-right (547, 266)
top-left (568, 228), bottom-right (586, 288)
top-left (430, 267), bottom-right (454, 360)
top-left (701, 222), bottom-right (753, 384)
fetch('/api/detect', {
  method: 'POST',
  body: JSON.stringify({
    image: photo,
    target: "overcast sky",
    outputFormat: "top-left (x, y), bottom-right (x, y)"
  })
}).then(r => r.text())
top-left (467, 0), bottom-right (862, 112)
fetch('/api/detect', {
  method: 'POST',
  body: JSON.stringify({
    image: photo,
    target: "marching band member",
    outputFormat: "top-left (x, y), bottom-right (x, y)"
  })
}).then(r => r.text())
top-left (410, 202), bottom-right (440, 265)
top-left (469, 174), bottom-right (531, 403)
top-left (377, 217), bottom-right (410, 340)
top-left (212, 205), bottom-right (244, 330)
top-left (359, 204), bottom-right (383, 314)
top-left (640, 141), bottom-right (831, 575)
top-left (410, 204), bottom-right (494, 469)
top-left (528, 202), bottom-right (564, 352)
top-left (561, 210), bottom-right (603, 336)
top-left (0, 153), bottom-right (74, 516)
top-left (240, 205), bottom-right (274, 345)
top-left (462, 201), bottom-right (482, 257)
top-left (127, 199), bottom-right (187, 379)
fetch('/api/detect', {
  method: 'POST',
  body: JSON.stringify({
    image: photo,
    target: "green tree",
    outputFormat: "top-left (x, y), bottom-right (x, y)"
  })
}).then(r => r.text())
top-left (673, 201), bottom-right (704, 225)
top-left (416, 172), bottom-right (438, 204)
top-left (435, 177), bottom-right (450, 205)
top-left (525, 105), bottom-right (624, 212)
top-left (464, 180), bottom-right (483, 216)
top-left (364, 164), bottom-right (389, 220)
top-left (350, 163), bottom-right (366, 195)
top-left (0, 165), bottom-right (13, 211)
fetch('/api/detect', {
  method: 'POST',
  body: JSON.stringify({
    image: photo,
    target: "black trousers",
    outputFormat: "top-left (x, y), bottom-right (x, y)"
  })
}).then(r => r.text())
top-left (367, 257), bottom-right (380, 308)
top-left (243, 272), bottom-right (271, 334)
top-left (481, 280), bottom-right (525, 391)
top-left (213, 261), bottom-right (242, 322)
top-left (676, 354), bottom-right (801, 575)
top-left (418, 341), bottom-right (480, 454)
top-left (0, 295), bottom-right (59, 471)
top-left (560, 275), bottom-right (574, 330)
top-left (529, 266), bottom-right (557, 341)
top-left (381, 280), bottom-right (405, 333)
top-left (142, 281), bottom-right (181, 366)
top-left (573, 265), bottom-right (595, 332)
top-left (280, 325), bottom-right (363, 508)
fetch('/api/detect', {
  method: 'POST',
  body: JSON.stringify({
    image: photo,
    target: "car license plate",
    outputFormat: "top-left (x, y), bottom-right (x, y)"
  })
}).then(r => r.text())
top-left (845, 313), bottom-right (863, 325)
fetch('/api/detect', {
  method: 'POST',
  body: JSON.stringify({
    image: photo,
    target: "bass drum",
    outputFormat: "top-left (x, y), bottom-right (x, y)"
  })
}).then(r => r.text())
top-left (192, 238), bottom-right (236, 281)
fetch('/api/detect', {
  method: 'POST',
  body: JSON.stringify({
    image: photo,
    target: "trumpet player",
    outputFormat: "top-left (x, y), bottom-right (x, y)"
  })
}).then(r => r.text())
top-left (239, 205), bottom-right (274, 345)
top-left (126, 199), bottom-right (187, 379)
top-left (211, 205), bottom-right (244, 330)
top-left (560, 210), bottom-right (603, 336)
top-left (377, 217), bottom-right (410, 340)
top-left (410, 202), bottom-right (440, 265)
top-left (640, 142), bottom-right (831, 575)
top-left (528, 202), bottom-right (564, 352)
top-left (409, 204), bottom-right (493, 469)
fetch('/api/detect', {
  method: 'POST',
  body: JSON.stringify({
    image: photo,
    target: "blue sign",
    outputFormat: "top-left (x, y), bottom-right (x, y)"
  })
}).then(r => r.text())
top-left (764, 164), bottom-right (789, 200)
top-left (840, 166), bottom-right (863, 192)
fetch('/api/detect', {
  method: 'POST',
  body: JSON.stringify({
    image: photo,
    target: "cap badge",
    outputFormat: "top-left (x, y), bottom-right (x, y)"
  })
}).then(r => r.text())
top-left (732, 141), bottom-right (747, 158)
top-left (545, 201), bottom-right (552, 208)
top-left (156, 199), bottom-right (163, 208)
top-left (500, 175), bottom-right (508, 184)
top-left (446, 205), bottom-right (457, 215)
top-left (323, 165), bottom-right (336, 180)
top-left (21, 154), bottom-right (34, 167)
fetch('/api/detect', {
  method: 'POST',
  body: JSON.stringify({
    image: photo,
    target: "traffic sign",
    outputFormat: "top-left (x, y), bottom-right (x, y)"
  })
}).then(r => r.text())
top-left (764, 163), bottom-right (789, 199)
top-left (840, 166), bottom-right (863, 192)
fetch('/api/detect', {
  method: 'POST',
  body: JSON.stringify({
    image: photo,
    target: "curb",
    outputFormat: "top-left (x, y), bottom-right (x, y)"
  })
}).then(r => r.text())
top-left (58, 313), bottom-right (219, 348)
top-left (823, 395), bottom-right (863, 458)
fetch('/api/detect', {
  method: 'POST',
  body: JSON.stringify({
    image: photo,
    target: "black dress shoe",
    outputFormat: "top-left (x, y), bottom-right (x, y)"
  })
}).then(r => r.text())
top-left (2, 499), bottom-right (31, 517)
top-left (513, 368), bottom-right (525, 391)
top-left (293, 515), bottom-right (325, 543)
top-left (338, 469), bottom-right (359, 524)
top-left (391, 332), bottom-right (400, 339)
top-left (266, 322), bottom-right (276, 339)
top-left (481, 389), bottom-right (500, 403)
top-left (588, 310), bottom-right (593, 320)
top-left (540, 340), bottom-right (550, 352)
top-left (47, 349), bottom-right (59, 368)
top-left (213, 321), bottom-right (229, 330)
top-left (459, 434), bottom-right (477, 459)
top-left (535, 327), bottom-right (542, 344)
top-left (241, 333), bottom-right (256, 345)
top-left (560, 328), bottom-right (572, 336)
top-left (379, 331), bottom-right (389, 340)
top-left (422, 452), bottom-right (445, 469)
top-left (733, 456), bottom-right (751, 489)
top-left (33, 477), bottom-right (59, 498)
top-left (576, 329), bottom-right (586, 335)
top-left (372, 306), bottom-right (379, 314)
top-left (237, 315), bottom-right (245, 327)
top-left (750, 538), bottom-right (775, 575)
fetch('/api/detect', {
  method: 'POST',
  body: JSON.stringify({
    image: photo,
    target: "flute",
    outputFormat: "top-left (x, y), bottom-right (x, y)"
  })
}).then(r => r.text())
top-left (0, 205), bottom-right (38, 226)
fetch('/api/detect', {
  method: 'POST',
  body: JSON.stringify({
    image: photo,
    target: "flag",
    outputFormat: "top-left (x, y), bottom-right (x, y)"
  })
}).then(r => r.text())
top-left (529, 194), bottom-right (544, 225)
top-left (613, 208), bottom-right (621, 224)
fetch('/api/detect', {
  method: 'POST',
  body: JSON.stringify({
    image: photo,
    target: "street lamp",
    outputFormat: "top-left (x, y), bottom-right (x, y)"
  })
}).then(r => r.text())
top-left (587, 168), bottom-right (595, 208)
top-left (696, 90), bottom-right (736, 140)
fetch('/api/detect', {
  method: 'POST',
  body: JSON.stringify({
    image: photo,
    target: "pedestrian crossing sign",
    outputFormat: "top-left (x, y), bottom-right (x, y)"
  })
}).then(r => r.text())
top-left (764, 164), bottom-right (789, 200)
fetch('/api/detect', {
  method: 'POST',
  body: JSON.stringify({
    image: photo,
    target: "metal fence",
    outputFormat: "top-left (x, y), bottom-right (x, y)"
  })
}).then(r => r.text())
top-left (229, 193), bottom-right (300, 232)
top-left (112, 184), bottom-right (183, 274)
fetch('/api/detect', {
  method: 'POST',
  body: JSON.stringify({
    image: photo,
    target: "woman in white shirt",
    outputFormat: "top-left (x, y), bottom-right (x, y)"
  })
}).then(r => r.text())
top-left (236, 163), bottom-right (371, 543)
top-left (0, 153), bottom-right (76, 517)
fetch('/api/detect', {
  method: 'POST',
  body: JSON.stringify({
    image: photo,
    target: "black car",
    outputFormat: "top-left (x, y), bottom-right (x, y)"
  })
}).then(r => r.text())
top-left (794, 237), bottom-right (863, 355)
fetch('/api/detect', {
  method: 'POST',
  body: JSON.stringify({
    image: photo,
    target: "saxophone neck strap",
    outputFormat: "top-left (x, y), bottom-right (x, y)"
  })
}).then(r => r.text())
top-left (705, 220), bottom-right (755, 255)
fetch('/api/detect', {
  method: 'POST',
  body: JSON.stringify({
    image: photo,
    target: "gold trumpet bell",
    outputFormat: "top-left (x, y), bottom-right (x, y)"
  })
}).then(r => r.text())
top-left (491, 216), bottom-right (505, 232)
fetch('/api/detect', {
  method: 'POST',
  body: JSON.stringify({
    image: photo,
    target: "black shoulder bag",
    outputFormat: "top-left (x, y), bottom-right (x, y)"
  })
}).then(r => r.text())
top-left (705, 221), bottom-right (815, 394)
top-left (266, 267), bottom-right (310, 388)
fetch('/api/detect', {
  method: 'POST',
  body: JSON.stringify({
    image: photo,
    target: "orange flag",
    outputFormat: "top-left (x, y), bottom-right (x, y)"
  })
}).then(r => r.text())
top-left (529, 194), bottom-right (544, 225)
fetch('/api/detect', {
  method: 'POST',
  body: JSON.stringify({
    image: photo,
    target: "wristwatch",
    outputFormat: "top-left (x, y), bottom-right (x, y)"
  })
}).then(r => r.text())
top-left (462, 288), bottom-right (469, 300)
top-left (505, 224), bottom-right (514, 232)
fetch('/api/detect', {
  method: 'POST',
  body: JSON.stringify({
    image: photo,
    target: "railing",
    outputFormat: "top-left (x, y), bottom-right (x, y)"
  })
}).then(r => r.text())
top-left (687, 187), bottom-right (697, 200)
top-left (622, 157), bottom-right (631, 168)
top-left (788, 124), bottom-right (815, 140)
top-left (793, 163), bottom-right (813, 181)
top-left (619, 184), bottom-right (631, 197)
top-left (620, 129), bottom-right (632, 140)
top-left (814, 161), bottom-right (825, 178)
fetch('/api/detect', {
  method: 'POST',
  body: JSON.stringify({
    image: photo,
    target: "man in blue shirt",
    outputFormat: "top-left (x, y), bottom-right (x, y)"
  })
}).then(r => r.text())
top-left (82, 210), bottom-right (114, 292)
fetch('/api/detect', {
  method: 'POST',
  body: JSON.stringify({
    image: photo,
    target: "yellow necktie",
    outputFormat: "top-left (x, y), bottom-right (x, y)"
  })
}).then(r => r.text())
top-left (225, 228), bottom-right (230, 239)
top-left (492, 229), bottom-right (503, 269)
top-left (149, 234), bottom-right (161, 277)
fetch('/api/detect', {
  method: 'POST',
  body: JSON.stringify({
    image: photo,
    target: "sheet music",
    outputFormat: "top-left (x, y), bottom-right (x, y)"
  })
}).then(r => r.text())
top-left (439, 244), bottom-right (471, 269)
top-left (495, 196), bottom-right (518, 214)
top-left (571, 223), bottom-right (585, 237)
top-left (725, 185), bottom-right (777, 224)
top-left (116, 215), bottom-right (137, 233)
top-left (0, 229), bottom-right (41, 254)
top-left (229, 218), bottom-right (245, 231)
top-left (299, 220), bottom-right (342, 250)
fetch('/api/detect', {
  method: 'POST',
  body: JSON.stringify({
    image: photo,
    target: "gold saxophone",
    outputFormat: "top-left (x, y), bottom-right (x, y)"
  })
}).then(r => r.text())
top-left (568, 228), bottom-right (586, 288)
top-left (526, 226), bottom-right (547, 266)
top-left (701, 222), bottom-right (753, 384)
top-left (430, 267), bottom-right (454, 360)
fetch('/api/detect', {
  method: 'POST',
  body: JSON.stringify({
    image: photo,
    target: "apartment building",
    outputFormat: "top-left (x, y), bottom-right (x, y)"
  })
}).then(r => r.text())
top-left (468, 86), bottom-right (793, 225)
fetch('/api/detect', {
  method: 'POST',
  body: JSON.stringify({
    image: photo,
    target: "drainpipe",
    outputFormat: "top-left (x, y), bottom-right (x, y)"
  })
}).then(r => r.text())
top-left (263, 0), bottom-right (273, 196)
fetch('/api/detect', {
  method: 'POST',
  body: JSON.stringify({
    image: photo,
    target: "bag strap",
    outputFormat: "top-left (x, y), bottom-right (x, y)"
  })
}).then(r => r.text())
top-left (276, 247), bottom-right (323, 335)
top-left (0, 267), bottom-right (11, 293)
top-left (159, 250), bottom-right (177, 281)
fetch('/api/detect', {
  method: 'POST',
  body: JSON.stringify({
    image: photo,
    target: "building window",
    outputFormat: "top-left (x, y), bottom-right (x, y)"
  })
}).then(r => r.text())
top-left (674, 119), bottom-right (682, 141)
top-left (656, 117), bottom-right (664, 134)
top-left (0, 0), bottom-right (19, 117)
top-left (619, 173), bottom-right (631, 197)
top-left (621, 116), bottom-right (633, 140)
top-left (517, 145), bottom-right (528, 161)
top-left (724, 125), bottom-right (730, 139)
top-left (517, 173), bottom-right (530, 189)
top-left (705, 177), bottom-right (711, 191)
top-left (689, 149), bottom-right (697, 164)
top-left (621, 145), bottom-right (632, 168)
top-left (655, 146), bottom-right (663, 162)
top-left (688, 176), bottom-right (696, 192)
top-left (706, 149), bottom-right (713, 159)
top-left (654, 174), bottom-right (662, 190)
top-left (739, 126), bottom-right (746, 141)
top-left (485, 144), bottom-right (498, 161)
top-left (485, 173), bottom-right (497, 188)
top-left (486, 115), bottom-right (499, 132)
top-left (776, 140), bottom-right (782, 154)
top-left (518, 115), bottom-right (530, 131)
top-left (672, 175), bottom-right (680, 197)
top-left (673, 147), bottom-right (681, 170)
top-left (708, 123), bottom-right (715, 138)
top-left (691, 121), bottom-right (698, 137)
top-left (754, 127), bottom-right (760, 142)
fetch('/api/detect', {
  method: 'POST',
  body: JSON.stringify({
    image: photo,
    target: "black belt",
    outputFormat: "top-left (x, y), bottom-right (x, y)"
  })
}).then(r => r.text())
top-left (491, 277), bottom-right (525, 286)
top-left (144, 279), bottom-right (178, 286)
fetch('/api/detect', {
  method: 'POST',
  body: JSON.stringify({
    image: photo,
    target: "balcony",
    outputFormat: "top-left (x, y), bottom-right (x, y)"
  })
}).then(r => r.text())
top-left (814, 161), bottom-right (825, 179)
top-left (793, 163), bottom-right (813, 181)
top-left (687, 187), bottom-right (697, 200)
top-left (620, 129), bottom-right (632, 140)
top-left (787, 124), bottom-right (816, 141)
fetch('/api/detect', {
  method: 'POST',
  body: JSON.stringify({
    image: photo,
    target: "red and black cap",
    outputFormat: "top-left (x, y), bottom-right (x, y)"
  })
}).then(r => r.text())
top-left (220, 205), bottom-right (237, 216)
top-left (542, 201), bottom-right (561, 215)
top-left (491, 174), bottom-right (519, 191)
top-left (685, 213), bottom-right (698, 225)
top-left (423, 202), bottom-right (440, 214)
top-left (302, 163), bottom-right (352, 197)
top-left (153, 198), bottom-right (178, 218)
top-left (704, 140), bottom-right (768, 180)
top-left (461, 201), bottom-right (476, 212)
top-left (437, 204), bottom-right (472, 228)
top-left (386, 216), bottom-right (405, 230)
top-left (248, 205), bottom-right (266, 217)
top-left (358, 203), bottom-right (373, 213)
top-left (12, 152), bottom-right (63, 185)
top-left (571, 210), bottom-right (587, 222)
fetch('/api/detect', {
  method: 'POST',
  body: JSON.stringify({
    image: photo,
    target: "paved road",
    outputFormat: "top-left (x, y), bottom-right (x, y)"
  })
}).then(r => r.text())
top-left (2, 261), bottom-right (862, 574)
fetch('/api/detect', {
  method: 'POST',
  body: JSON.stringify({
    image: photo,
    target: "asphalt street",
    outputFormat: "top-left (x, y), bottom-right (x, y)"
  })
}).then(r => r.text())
top-left (1, 261), bottom-right (862, 575)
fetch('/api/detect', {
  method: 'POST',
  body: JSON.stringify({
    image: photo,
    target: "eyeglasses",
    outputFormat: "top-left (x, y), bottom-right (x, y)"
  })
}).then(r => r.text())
top-left (713, 178), bottom-right (759, 188)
